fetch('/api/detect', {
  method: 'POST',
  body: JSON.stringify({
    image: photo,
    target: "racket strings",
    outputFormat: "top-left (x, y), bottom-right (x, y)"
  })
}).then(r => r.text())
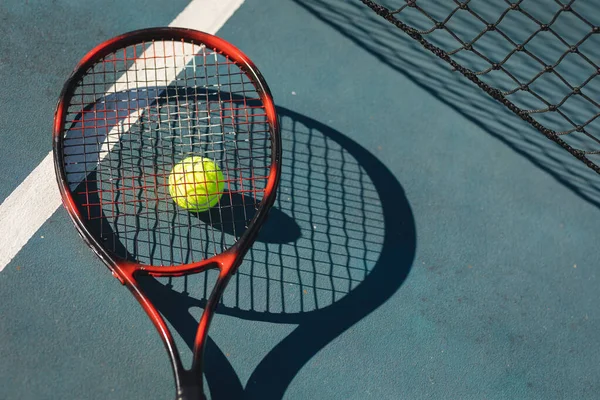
top-left (360, 0), bottom-right (600, 172)
top-left (61, 39), bottom-right (272, 267)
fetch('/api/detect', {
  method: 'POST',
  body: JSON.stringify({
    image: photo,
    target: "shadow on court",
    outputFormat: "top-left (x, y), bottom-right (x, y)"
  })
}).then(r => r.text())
top-left (137, 106), bottom-right (417, 399)
top-left (291, 0), bottom-right (600, 208)
top-left (192, 193), bottom-right (301, 245)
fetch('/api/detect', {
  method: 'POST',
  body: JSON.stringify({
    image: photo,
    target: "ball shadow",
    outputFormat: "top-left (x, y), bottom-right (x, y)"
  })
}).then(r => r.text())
top-left (191, 192), bottom-right (301, 245)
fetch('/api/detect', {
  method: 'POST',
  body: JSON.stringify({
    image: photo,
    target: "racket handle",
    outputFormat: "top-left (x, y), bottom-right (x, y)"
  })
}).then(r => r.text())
top-left (176, 386), bottom-right (206, 400)
top-left (176, 372), bottom-right (206, 400)
top-left (176, 393), bottom-right (206, 400)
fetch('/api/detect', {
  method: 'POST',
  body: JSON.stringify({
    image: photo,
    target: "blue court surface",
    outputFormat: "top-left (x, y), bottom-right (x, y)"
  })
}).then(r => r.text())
top-left (1, 1), bottom-right (599, 399)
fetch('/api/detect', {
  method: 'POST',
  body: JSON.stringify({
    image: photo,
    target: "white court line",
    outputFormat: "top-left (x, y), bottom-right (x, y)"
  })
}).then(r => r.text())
top-left (0, 0), bottom-right (245, 271)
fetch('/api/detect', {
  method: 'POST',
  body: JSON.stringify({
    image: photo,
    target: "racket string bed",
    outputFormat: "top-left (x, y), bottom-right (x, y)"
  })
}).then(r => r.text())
top-left (62, 39), bottom-right (272, 266)
top-left (360, 0), bottom-right (600, 174)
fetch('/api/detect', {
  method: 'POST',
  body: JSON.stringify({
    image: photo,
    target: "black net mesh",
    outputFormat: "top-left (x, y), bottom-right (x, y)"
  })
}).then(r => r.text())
top-left (361, 0), bottom-right (600, 174)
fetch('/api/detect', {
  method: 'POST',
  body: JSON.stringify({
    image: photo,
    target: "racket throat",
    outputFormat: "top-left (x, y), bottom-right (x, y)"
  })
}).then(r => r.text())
top-left (189, 268), bottom-right (237, 378)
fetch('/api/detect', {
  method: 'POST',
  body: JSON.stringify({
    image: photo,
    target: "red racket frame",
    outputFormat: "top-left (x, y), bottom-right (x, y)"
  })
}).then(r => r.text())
top-left (52, 27), bottom-right (281, 400)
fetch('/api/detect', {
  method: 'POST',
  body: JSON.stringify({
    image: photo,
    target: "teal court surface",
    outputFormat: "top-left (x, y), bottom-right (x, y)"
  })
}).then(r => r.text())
top-left (1, 1), bottom-right (599, 399)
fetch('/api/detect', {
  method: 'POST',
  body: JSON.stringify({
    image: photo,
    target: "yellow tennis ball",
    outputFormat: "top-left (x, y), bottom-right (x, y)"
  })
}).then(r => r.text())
top-left (168, 156), bottom-right (225, 212)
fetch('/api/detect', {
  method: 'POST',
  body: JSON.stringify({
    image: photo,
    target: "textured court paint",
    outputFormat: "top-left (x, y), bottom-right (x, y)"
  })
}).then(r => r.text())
top-left (212, 1), bottom-right (600, 399)
top-left (0, 0), bottom-right (245, 272)
top-left (2, 1), bottom-right (600, 399)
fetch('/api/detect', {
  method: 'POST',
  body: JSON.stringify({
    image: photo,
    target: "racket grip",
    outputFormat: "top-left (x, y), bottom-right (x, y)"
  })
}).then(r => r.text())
top-left (176, 373), bottom-right (206, 400)
top-left (176, 386), bottom-right (206, 400)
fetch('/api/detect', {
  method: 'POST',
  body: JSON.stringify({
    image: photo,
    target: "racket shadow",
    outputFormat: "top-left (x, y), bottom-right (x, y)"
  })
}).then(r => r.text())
top-left (138, 106), bottom-right (416, 399)
top-left (68, 88), bottom-right (415, 399)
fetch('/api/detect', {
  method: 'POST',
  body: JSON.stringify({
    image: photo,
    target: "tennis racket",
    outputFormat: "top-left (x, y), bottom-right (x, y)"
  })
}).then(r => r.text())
top-left (52, 27), bottom-right (281, 400)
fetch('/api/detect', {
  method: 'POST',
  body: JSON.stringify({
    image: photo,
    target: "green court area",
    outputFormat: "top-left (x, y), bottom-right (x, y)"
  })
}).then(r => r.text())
top-left (1, 1), bottom-right (599, 399)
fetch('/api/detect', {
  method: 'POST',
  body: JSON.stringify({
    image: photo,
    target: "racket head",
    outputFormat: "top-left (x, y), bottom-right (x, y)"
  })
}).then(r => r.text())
top-left (52, 27), bottom-right (281, 279)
